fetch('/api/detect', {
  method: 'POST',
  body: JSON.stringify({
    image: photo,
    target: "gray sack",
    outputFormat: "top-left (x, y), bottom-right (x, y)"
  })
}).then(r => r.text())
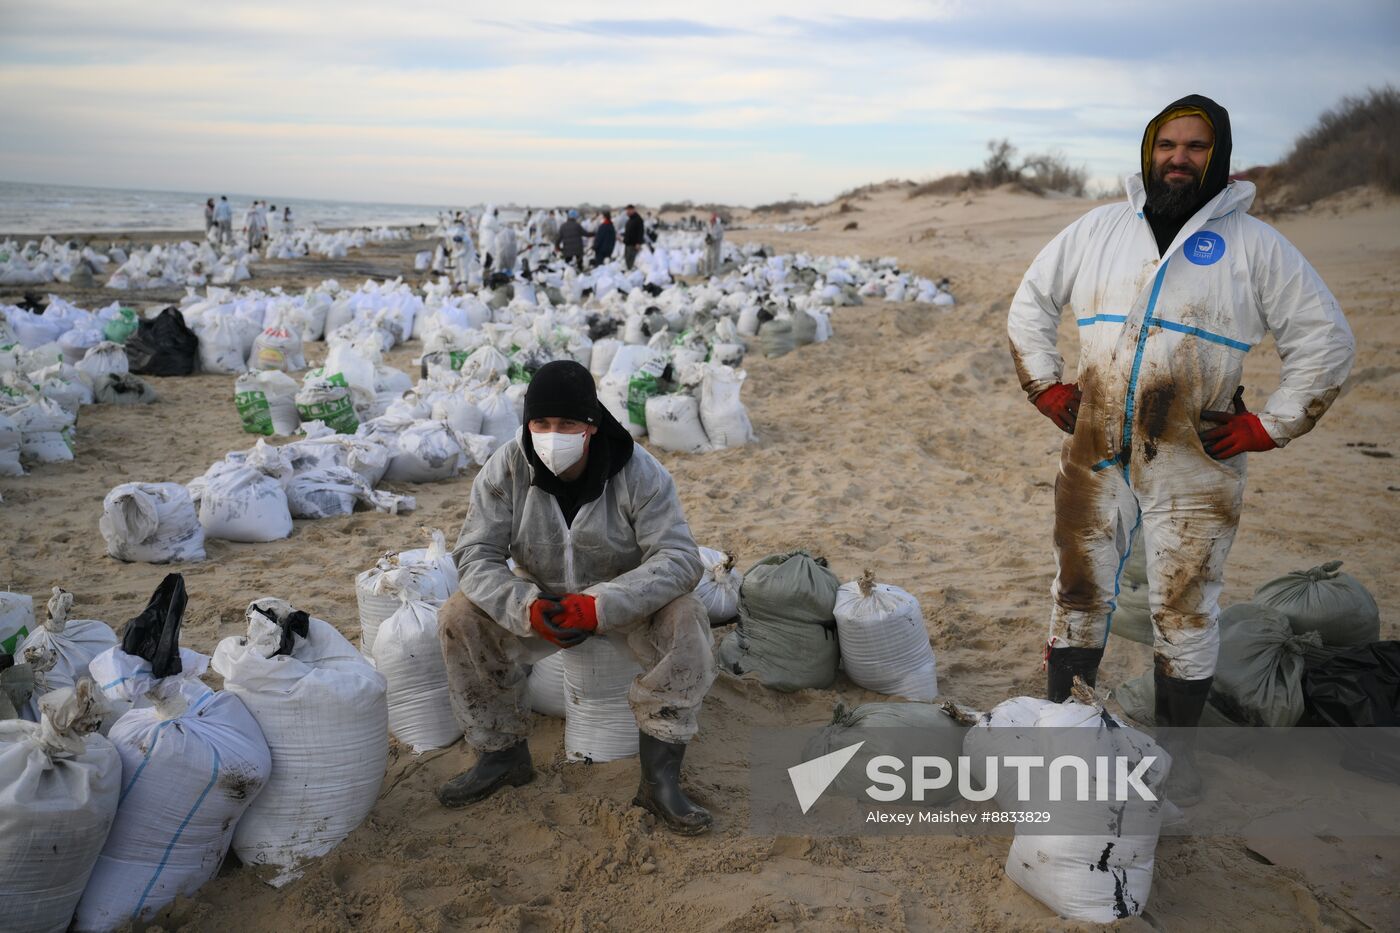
top-left (718, 550), bottom-right (840, 692)
top-left (1253, 560), bottom-right (1380, 647)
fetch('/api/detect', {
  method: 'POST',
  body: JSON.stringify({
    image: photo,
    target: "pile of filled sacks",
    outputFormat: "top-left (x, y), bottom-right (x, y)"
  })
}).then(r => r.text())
top-left (0, 236), bottom-right (115, 286)
top-left (104, 240), bottom-right (255, 290)
top-left (98, 425), bottom-right (422, 562)
top-left (1, 576), bottom-right (391, 930)
top-left (354, 530), bottom-right (462, 753)
top-left (1113, 553), bottom-right (1384, 730)
top-left (713, 551), bottom-right (939, 701)
top-left (262, 225), bottom-right (411, 261)
top-left (0, 301), bottom-right (167, 477)
top-left (514, 545), bottom-right (940, 766)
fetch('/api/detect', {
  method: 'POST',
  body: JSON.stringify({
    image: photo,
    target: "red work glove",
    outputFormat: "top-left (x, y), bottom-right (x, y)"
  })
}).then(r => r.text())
top-left (1033, 383), bottom-right (1081, 434)
top-left (1200, 387), bottom-right (1278, 459)
top-left (552, 594), bottom-right (599, 634)
top-left (529, 597), bottom-right (588, 649)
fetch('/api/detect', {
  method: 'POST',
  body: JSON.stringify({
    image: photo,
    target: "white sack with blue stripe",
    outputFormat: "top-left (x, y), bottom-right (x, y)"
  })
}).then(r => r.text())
top-left (0, 680), bottom-right (120, 933)
top-left (74, 648), bottom-right (271, 931)
top-left (212, 600), bottom-right (387, 885)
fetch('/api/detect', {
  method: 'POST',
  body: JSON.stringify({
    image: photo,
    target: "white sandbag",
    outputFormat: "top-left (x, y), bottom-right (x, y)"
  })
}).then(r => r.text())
top-left (75, 649), bottom-right (271, 930)
top-left (382, 420), bottom-right (463, 483)
top-left (0, 681), bottom-right (120, 933)
top-left (962, 695), bottom-right (1060, 809)
top-left (19, 589), bottom-right (119, 722)
top-left (477, 389), bottom-right (520, 451)
top-left (1002, 694), bottom-right (1169, 924)
top-left (527, 652), bottom-right (566, 718)
top-left (212, 600), bottom-right (388, 884)
top-left (12, 398), bottom-right (76, 463)
top-left (58, 327), bottom-right (103, 366)
top-left (35, 371), bottom-right (91, 413)
top-left (100, 482), bottom-right (206, 563)
top-left (373, 599), bottom-right (459, 753)
top-left (562, 635), bottom-right (642, 763)
top-left (93, 373), bottom-right (156, 405)
top-left (249, 327), bottom-right (306, 373)
top-left (458, 345), bottom-right (511, 383)
top-left (286, 430), bottom-right (388, 487)
top-left (694, 547), bottom-right (741, 625)
top-left (833, 572), bottom-right (938, 701)
top-left (235, 370), bottom-right (301, 436)
top-left (285, 466), bottom-right (363, 519)
top-left (75, 342), bottom-right (129, 387)
top-left (644, 393), bottom-right (712, 454)
top-left (589, 337), bottom-right (622, 382)
top-left (197, 313), bottom-right (249, 374)
top-left (699, 364), bottom-right (756, 449)
top-left (0, 412), bottom-right (23, 477)
top-left (431, 395), bottom-right (483, 436)
top-left (196, 465), bottom-right (293, 543)
top-left (1, 588), bottom-right (35, 655)
top-left (355, 531), bottom-right (458, 659)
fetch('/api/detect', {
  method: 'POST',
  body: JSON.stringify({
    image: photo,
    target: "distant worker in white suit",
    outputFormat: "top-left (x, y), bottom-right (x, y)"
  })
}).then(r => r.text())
top-left (212, 196), bottom-right (233, 248)
top-left (704, 213), bottom-right (725, 275)
top-left (494, 224), bottom-right (518, 277)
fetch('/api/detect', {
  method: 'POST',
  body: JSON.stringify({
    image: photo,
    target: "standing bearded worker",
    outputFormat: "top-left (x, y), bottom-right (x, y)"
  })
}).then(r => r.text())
top-left (437, 361), bottom-right (717, 834)
top-left (1007, 95), bottom-right (1354, 802)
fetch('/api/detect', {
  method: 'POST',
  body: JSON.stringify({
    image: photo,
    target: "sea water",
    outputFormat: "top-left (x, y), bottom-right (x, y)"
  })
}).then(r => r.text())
top-left (0, 180), bottom-right (447, 234)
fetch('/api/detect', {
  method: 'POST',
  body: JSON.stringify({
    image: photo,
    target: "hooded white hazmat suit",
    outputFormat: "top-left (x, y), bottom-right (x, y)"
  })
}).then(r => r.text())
top-left (1007, 176), bottom-right (1354, 679)
top-left (441, 438), bottom-right (714, 750)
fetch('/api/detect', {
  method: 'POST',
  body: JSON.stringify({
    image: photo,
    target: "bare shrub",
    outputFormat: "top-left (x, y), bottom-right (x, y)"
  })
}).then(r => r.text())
top-left (752, 199), bottom-right (817, 214)
top-left (907, 174), bottom-right (975, 198)
top-left (910, 141), bottom-right (1088, 198)
top-left (1273, 86), bottom-right (1400, 205)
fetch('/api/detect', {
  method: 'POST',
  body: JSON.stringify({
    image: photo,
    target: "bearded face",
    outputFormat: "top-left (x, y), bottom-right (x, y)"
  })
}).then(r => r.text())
top-left (1146, 158), bottom-right (1202, 219)
top-left (1145, 113), bottom-right (1214, 220)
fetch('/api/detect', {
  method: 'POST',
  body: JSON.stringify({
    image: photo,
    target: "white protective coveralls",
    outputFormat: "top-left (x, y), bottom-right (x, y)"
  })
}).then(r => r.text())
top-left (493, 225), bottom-right (518, 276)
top-left (442, 438), bottom-right (714, 751)
top-left (477, 206), bottom-right (499, 269)
top-left (1007, 176), bottom-right (1354, 679)
top-left (704, 216), bottom-right (725, 275)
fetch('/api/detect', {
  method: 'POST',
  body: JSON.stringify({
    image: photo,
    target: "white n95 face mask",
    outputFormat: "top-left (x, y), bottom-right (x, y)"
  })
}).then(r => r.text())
top-left (531, 430), bottom-right (587, 476)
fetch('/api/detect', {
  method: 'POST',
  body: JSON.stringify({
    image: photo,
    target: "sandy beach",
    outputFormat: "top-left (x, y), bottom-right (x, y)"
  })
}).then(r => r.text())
top-left (2, 184), bottom-right (1396, 931)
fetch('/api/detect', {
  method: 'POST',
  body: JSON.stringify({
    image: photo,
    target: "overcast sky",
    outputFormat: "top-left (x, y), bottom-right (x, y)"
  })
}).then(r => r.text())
top-left (2, 1), bottom-right (1397, 207)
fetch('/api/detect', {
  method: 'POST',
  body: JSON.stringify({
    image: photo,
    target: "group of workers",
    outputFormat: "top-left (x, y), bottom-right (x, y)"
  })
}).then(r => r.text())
top-left (432, 94), bottom-right (1352, 834)
top-left (438, 205), bottom-right (726, 288)
top-left (203, 197), bottom-right (293, 250)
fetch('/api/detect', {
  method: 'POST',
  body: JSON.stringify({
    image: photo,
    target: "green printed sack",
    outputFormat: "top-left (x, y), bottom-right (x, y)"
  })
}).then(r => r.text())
top-left (236, 389), bottom-right (274, 435)
top-left (295, 375), bottom-right (359, 435)
top-left (626, 355), bottom-right (667, 431)
top-left (103, 307), bottom-right (140, 344)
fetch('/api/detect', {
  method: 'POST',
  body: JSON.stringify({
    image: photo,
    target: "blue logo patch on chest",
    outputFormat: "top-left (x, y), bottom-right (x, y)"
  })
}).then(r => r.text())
top-left (1185, 230), bottom-right (1226, 266)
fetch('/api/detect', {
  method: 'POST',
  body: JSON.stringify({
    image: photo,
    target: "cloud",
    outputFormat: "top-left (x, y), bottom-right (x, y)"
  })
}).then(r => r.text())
top-left (1, 2), bottom-right (1398, 204)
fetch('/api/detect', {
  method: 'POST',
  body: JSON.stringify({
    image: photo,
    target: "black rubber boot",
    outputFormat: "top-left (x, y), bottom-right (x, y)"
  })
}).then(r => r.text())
top-left (1153, 665), bottom-right (1214, 807)
top-left (437, 740), bottom-right (534, 808)
top-left (1046, 646), bottom-right (1104, 702)
top-left (633, 732), bottom-right (712, 835)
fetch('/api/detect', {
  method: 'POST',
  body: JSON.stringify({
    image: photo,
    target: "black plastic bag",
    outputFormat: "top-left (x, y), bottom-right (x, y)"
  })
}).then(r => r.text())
top-left (120, 573), bottom-right (187, 678)
top-left (126, 306), bottom-right (199, 376)
top-left (1303, 641), bottom-right (1400, 783)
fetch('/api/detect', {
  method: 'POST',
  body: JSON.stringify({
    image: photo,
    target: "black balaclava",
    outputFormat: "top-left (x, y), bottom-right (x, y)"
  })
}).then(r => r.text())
top-left (1140, 94), bottom-right (1233, 256)
top-left (519, 360), bottom-right (634, 526)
